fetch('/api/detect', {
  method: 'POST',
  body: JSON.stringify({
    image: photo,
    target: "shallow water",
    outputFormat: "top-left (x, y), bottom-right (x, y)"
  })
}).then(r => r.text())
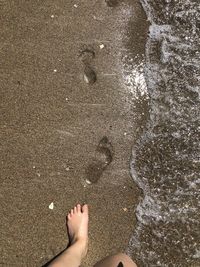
top-left (127, 1), bottom-right (200, 266)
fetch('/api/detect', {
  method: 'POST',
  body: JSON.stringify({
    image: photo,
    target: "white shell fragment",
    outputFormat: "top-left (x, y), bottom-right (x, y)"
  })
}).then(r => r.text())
top-left (85, 179), bottom-right (92, 185)
top-left (99, 44), bottom-right (105, 49)
top-left (49, 202), bottom-right (54, 210)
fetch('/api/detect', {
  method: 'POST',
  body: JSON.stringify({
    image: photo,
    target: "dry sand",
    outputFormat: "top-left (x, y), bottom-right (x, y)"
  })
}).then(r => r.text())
top-left (0, 0), bottom-right (148, 266)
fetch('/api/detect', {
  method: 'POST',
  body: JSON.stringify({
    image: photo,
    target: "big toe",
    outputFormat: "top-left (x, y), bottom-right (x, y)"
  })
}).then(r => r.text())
top-left (82, 204), bottom-right (88, 214)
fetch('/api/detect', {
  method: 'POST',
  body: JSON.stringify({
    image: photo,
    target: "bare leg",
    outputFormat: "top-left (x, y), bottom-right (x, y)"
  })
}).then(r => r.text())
top-left (49, 204), bottom-right (89, 267)
top-left (94, 253), bottom-right (137, 267)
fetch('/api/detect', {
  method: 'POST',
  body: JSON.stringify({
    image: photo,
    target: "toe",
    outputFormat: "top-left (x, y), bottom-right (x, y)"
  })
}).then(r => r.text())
top-left (74, 206), bottom-right (77, 213)
top-left (77, 204), bottom-right (81, 212)
top-left (67, 213), bottom-right (71, 220)
top-left (82, 204), bottom-right (88, 214)
top-left (71, 209), bottom-right (74, 215)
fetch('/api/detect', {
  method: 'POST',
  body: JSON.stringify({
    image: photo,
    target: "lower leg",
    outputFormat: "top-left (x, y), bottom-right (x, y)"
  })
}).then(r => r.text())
top-left (48, 240), bottom-right (85, 267)
top-left (94, 253), bottom-right (137, 267)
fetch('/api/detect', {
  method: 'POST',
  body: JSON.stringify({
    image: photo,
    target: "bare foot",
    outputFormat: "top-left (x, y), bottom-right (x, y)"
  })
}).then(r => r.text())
top-left (67, 204), bottom-right (89, 259)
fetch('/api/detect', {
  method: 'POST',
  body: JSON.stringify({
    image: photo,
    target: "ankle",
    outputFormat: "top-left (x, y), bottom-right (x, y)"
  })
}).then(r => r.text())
top-left (71, 235), bottom-right (88, 245)
top-left (68, 238), bottom-right (88, 259)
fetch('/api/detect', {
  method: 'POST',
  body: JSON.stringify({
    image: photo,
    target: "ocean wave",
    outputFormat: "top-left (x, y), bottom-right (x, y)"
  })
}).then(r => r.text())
top-left (127, 1), bottom-right (200, 266)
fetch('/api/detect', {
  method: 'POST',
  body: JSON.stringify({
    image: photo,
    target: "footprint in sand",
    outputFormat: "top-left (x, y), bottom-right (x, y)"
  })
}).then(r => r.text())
top-left (85, 136), bottom-right (114, 184)
top-left (105, 0), bottom-right (119, 7)
top-left (83, 65), bottom-right (97, 84)
top-left (79, 48), bottom-right (95, 64)
top-left (79, 48), bottom-right (97, 85)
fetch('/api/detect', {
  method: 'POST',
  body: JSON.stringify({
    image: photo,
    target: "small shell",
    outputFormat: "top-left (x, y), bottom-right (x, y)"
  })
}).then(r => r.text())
top-left (85, 179), bottom-right (92, 185)
top-left (49, 202), bottom-right (54, 210)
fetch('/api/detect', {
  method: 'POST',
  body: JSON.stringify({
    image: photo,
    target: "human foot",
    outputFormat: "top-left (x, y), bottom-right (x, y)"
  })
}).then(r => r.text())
top-left (67, 204), bottom-right (89, 259)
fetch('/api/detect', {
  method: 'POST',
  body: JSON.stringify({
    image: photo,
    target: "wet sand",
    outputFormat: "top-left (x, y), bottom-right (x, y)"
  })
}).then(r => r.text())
top-left (0, 1), bottom-right (148, 266)
top-left (127, 1), bottom-right (200, 266)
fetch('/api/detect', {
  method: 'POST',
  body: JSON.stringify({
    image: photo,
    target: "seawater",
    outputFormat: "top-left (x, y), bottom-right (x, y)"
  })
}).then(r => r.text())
top-left (127, 1), bottom-right (200, 266)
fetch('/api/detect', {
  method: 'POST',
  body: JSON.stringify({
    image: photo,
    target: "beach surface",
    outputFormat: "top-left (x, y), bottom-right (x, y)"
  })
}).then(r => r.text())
top-left (0, 1), bottom-right (149, 266)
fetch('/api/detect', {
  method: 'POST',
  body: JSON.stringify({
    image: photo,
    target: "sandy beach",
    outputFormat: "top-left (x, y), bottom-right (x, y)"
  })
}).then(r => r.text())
top-left (0, 1), bottom-right (148, 266)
